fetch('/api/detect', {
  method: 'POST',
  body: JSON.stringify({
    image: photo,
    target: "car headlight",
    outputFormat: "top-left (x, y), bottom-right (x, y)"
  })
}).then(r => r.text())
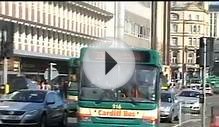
top-left (164, 107), bottom-right (171, 111)
top-left (24, 110), bottom-right (39, 118)
top-left (192, 101), bottom-right (200, 107)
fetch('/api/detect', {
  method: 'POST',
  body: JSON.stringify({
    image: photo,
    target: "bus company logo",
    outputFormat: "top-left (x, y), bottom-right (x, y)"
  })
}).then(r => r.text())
top-left (98, 110), bottom-right (136, 117)
top-left (112, 104), bottom-right (122, 109)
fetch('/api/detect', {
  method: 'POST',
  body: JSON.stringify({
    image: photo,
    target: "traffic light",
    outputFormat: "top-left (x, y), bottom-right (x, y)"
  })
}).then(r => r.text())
top-left (196, 48), bottom-right (203, 65)
top-left (0, 20), bottom-right (14, 58)
top-left (196, 37), bottom-right (214, 67)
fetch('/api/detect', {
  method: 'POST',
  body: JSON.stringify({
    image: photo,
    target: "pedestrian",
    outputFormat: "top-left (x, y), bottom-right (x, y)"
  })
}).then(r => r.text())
top-left (38, 81), bottom-right (44, 90)
top-left (64, 80), bottom-right (69, 98)
top-left (42, 81), bottom-right (51, 90)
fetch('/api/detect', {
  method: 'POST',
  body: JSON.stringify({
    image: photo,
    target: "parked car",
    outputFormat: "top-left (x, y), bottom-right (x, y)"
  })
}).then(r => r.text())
top-left (199, 84), bottom-right (213, 96)
top-left (0, 89), bottom-right (68, 127)
top-left (160, 91), bottom-right (179, 123)
top-left (176, 89), bottom-right (201, 114)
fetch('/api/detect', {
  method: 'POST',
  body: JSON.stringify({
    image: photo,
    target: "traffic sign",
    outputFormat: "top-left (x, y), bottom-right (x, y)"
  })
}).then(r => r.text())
top-left (44, 67), bottom-right (59, 80)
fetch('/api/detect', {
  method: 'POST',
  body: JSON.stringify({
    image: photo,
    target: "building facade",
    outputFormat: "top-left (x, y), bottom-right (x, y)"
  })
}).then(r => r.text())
top-left (170, 2), bottom-right (209, 84)
top-left (105, 2), bottom-right (151, 49)
top-left (209, 4), bottom-right (219, 38)
top-left (209, 5), bottom-right (219, 65)
top-left (0, 2), bottom-right (113, 83)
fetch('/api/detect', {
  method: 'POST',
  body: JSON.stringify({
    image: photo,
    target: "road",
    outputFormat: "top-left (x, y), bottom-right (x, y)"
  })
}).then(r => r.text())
top-left (160, 94), bottom-right (219, 127)
top-left (64, 95), bottom-right (219, 127)
top-left (68, 117), bottom-right (77, 127)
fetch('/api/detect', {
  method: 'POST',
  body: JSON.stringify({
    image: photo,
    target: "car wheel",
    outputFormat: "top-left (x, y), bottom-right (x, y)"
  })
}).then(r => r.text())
top-left (38, 115), bottom-right (47, 127)
top-left (60, 112), bottom-right (68, 127)
top-left (174, 114), bottom-right (179, 121)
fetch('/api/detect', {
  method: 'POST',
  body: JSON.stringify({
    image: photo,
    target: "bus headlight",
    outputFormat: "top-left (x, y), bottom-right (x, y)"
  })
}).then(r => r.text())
top-left (78, 112), bottom-right (92, 122)
top-left (142, 116), bottom-right (158, 125)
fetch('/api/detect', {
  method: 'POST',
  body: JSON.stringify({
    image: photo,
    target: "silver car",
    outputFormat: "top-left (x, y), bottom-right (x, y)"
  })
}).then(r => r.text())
top-left (176, 89), bottom-right (201, 114)
top-left (160, 91), bottom-right (179, 123)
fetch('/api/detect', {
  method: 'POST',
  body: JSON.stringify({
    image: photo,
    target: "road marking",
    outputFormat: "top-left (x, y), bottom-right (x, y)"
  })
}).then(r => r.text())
top-left (172, 119), bottom-right (201, 127)
top-left (172, 114), bottom-right (210, 127)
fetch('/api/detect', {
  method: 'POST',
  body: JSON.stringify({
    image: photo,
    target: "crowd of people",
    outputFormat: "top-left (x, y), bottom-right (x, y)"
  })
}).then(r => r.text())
top-left (37, 79), bottom-right (69, 99)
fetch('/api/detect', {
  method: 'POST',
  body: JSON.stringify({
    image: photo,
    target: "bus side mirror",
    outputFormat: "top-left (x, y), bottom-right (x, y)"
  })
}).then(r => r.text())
top-left (199, 94), bottom-right (204, 103)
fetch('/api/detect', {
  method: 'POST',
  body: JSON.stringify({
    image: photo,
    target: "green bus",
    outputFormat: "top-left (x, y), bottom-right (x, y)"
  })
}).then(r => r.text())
top-left (207, 62), bottom-right (219, 94)
top-left (67, 58), bottom-right (80, 115)
top-left (77, 48), bottom-right (162, 127)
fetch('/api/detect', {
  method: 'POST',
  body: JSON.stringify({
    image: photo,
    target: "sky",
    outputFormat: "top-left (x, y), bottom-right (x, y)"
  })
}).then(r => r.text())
top-left (210, 1), bottom-right (219, 5)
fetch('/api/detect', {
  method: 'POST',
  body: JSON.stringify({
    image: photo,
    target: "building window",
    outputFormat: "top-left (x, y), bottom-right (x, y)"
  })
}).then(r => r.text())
top-left (189, 14), bottom-right (192, 20)
top-left (190, 25), bottom-right (193, 33)
top-left (188, 52), bottom-right (194, 64)
top-left (193, 25), bottom-right (197, 32)
top-left (171, 13), bottom-right (179, 20)
top-left (188, 52), bottom-right (194, 57)
top-left (43, 13), bottom-right (46, 24)
top-left (198, 25), bottom-right (200, 33)
top-left (31, 27), bottom-right (34, 40)
top-left (172, 51), bottom-right (178, 64)
top-left (25, 4), bottom-right (28, 20)
top-left (5, 2), bottom-right (9, 15)
top-left (131, 22), bottom-right (135, 34)
top-left (196, 15), bottom-right (199, 20)
top-left (12, 3), bottom-right (16, 17)
top-left (37, 28), bottom-right (40, 40)
top-left (172, 37), bottom-right (178, 46)
top-left (172, 24), bottom-right (178, 32)
top-left (134, 23), bottom-right (139, 36)
top-left (172, 1), bottom-right (176, 7)
top-left (25, 26), bottom-right (28, 38)
top-left (19, 3), bottom-right (22, 18)
top-left (193, 38), bottom-right (197, 45)
top-left (139, 26), bottom-right (145, 38)
top-left (189, 38), bottom-right (192, 45)
top-left (37, 10), bottom-right (40, 23)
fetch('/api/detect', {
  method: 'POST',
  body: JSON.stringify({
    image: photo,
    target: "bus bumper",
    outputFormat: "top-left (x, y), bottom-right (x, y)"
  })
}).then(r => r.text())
top-left (79, 122), bottom-right (157, 127)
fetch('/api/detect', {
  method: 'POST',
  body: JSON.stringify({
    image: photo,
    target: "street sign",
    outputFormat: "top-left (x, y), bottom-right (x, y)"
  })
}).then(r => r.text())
top-left (44, 67), bottom-right (59, 80)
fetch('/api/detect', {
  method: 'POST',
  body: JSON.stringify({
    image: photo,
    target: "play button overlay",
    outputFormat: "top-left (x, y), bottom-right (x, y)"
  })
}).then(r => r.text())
top-left (105, 51), bottom-right (117, 75)
top-left (82, 39), bottom-right (135, 90)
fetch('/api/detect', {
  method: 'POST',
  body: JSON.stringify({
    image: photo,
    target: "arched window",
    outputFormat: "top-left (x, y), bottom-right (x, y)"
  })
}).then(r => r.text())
top-left (171, 13), bottom-right (179, 20)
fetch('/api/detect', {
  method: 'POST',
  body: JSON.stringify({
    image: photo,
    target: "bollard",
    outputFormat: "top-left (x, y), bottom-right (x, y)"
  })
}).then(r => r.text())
top-left (179, 101), bottom-right (182, 126)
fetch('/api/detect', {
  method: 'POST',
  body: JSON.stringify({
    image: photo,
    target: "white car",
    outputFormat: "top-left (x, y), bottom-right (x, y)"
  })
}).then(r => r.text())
top-left (199, 84), bottom-right (213, 96)
top-left (176, 89), bottom-right (201, 114)
top-left (206, 86), bottom-right (213, 96)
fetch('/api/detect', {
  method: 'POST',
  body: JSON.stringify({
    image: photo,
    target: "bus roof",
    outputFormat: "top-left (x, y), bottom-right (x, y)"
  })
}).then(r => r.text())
top-left (80, 47), bottom-right (162, 68)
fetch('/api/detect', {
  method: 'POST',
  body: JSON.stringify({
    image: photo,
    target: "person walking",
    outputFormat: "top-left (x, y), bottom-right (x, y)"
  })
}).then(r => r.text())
top-left (42, 81), bottom-right (51, 90)
top-left (38, 81), bottom-right (44, 90)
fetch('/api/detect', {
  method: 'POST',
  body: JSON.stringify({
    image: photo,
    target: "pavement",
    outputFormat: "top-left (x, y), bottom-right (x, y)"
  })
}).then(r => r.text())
top-left (63, 95), bottom-right (219, 127)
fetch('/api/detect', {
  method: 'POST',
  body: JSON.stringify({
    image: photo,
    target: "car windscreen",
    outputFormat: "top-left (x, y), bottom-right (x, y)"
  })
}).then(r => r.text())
top-left (6, 91), bottom-right (46, 103)
top-left (178, 91), bottom-right (200, 98)
top-left (161, 93), bottom-right (173, 103)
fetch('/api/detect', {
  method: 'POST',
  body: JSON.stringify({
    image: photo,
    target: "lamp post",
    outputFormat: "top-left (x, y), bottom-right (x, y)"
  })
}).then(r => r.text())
top-left (48, 62), bottom-right (57, 88)
top-left (182, 11), bottom-right (186, 88)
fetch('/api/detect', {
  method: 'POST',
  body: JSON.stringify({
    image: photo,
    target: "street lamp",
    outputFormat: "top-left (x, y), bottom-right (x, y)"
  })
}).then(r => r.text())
top-left (182, 11), bottom-right (186, 88)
